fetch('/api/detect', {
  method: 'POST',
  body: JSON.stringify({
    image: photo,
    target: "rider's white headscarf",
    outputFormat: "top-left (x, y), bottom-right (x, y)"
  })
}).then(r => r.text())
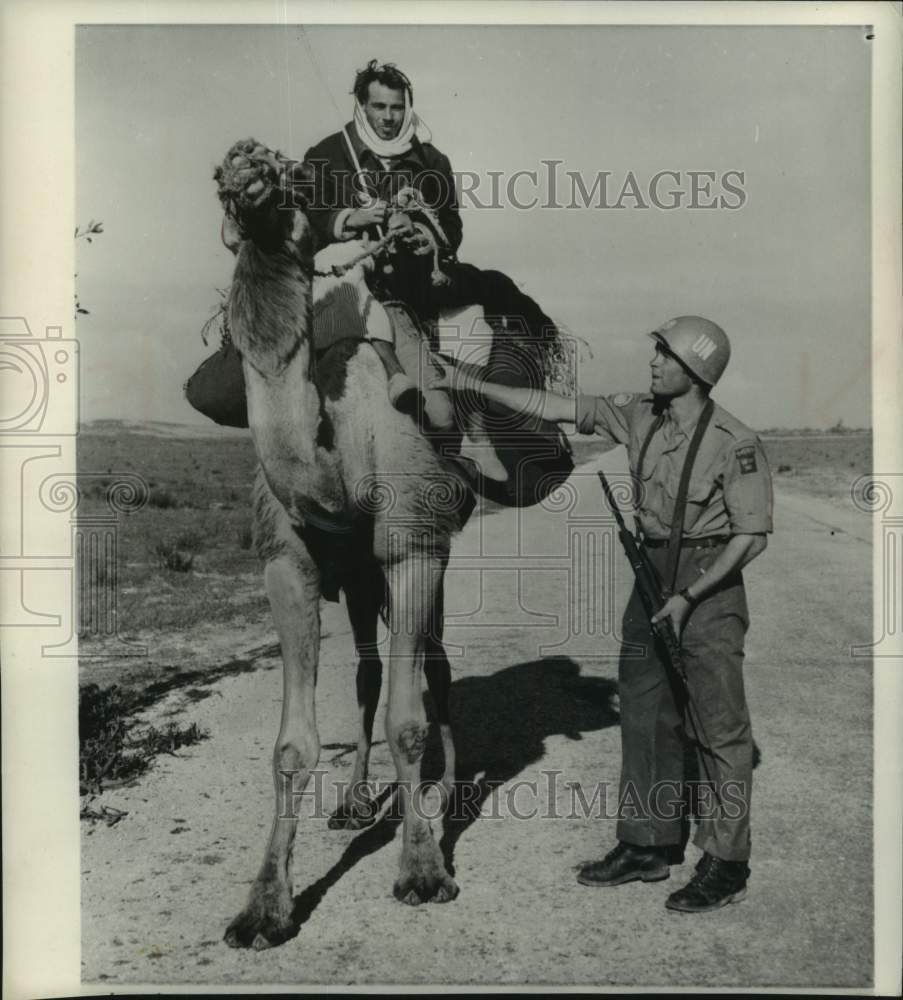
top-left (352, 87), bottom-right (431, 158)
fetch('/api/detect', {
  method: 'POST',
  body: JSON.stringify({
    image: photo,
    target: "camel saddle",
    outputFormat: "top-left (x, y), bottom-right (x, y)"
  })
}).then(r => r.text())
top-left (186, 252), bottom-right (573, 509)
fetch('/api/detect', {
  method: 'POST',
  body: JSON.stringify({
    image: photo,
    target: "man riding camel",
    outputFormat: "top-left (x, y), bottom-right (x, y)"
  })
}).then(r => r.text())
top-left (303, 60), bottom-right (462, 318)
top-left (300, 59), bottom-right (558, 483)
top-left (204, 59), bottom-right (568, 490)
top-left (300, 61), bottom-right (462, 416)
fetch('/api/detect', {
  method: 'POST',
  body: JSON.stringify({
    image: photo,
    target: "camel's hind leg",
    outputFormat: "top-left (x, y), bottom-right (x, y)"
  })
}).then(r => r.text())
top-left (328, 564), bottom-right (384, 830)
top-left (424, 580), bottom-right (456, 801)
top-left (225, 493), bottom-right (321, 950)
top-left (386, 552), bottom-right (459, 906)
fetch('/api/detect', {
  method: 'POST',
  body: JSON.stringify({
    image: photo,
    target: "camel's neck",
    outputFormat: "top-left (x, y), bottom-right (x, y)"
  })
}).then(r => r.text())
top-left (229, 240), bottom-right (313, 377)
top-left (229, 239), bottom-right (344, 520)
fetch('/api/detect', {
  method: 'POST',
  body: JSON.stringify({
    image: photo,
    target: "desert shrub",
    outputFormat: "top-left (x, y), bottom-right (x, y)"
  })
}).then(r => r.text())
top-left (79, 683), bottom-right (142, 792)
top-left (153, 540), bottom-right (195, 572)
top-left (139, 721), bottom-right (207, 755)
top-left (79, 683), bottom-right (208, 797)
top-left (174, 529), bottom-right (204, 552)
top-left (236, 524), bottom-right (253, 550)
top-left (80, 683), bottom-right (129, 747)
top-left (148, 488), bottom-right (178, 509)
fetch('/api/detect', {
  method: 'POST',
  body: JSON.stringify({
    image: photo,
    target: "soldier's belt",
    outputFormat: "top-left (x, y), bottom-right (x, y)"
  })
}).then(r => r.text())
top-left (642, 535), bottom-right (730, 549)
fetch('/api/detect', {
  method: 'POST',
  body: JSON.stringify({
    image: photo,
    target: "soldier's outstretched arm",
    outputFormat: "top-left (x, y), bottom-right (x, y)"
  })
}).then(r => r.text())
top-left (430, 359), bottom-right (577, 424)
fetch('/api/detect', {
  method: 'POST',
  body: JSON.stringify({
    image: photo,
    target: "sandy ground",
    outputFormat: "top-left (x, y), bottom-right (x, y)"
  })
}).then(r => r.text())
top-left (80, 454), bottom-right (874, 988)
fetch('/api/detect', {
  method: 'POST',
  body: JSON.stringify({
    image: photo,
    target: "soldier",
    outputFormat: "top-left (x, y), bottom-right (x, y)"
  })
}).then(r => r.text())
top-left (431, 315), bottom-right (773, 913)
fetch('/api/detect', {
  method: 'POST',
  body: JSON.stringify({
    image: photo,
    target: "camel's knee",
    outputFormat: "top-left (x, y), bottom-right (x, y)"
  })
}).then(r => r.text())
top-left (387, 719), bottom-right (430, 765)
top-left (274, 732), bottom-right (320, 776)
top-left (264, 555), bottom-right (320, 607)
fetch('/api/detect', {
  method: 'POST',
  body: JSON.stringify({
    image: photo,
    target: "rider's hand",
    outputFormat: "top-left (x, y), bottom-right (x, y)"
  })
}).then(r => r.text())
top-left (387, 211), bottom-right (414, 235)
top-left (347, 201), bottom-right (388, 230)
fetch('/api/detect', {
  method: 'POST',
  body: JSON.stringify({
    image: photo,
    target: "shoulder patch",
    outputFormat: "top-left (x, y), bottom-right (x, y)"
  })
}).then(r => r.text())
top-left (611, 392), bottom-right (635, 407)
top-left (736, 444), bottom-right (758, 475)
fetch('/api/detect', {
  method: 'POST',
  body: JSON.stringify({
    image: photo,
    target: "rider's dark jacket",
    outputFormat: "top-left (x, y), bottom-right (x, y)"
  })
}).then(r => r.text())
top-left (301, 119), bottom-right (553, 347)
top-left (303, 121), bottom-right (462, 254)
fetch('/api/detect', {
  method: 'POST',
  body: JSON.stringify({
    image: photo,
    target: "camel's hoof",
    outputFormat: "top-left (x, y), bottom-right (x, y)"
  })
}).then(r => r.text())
top-left (328, 798), bottom-right (378, 830)
top-left (223, 885), bottom-right (295, 950)
top-left (224, 912), bottom-right (293, 950)
top-left (393, 871), bottom-right (459, 906)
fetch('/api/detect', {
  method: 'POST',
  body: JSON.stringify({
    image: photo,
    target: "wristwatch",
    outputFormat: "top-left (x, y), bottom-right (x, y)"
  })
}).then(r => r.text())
top-left (678, 587), bottom-right (698, 607)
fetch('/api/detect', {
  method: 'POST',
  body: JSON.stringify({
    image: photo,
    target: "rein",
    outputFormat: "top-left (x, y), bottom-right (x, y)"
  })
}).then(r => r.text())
top-left (312, 232), bottom-right (395, 278)
top-left (311, 188), bottom-right (452, 286)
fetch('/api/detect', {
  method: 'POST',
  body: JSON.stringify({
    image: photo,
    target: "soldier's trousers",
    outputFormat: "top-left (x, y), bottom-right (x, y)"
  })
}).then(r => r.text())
top-left (615, 544), bottom-right (754, 862)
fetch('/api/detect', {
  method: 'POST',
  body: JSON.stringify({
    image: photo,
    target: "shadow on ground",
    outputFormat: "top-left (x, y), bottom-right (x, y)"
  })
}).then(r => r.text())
top-left (435, 656), bottom-right (619, 868)
top-left (127, 641), bottom-right (282, 716)
top-left (285, 656), bottom-right (619, 932)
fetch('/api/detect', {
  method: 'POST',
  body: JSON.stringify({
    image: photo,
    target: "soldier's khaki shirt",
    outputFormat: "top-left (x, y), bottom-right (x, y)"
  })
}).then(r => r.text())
top-left (575, 392), bottom-right (773, 540)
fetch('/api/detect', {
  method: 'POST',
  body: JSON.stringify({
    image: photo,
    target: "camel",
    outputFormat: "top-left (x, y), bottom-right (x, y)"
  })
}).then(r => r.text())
top-left (214, 139), bottom-right (474, 950)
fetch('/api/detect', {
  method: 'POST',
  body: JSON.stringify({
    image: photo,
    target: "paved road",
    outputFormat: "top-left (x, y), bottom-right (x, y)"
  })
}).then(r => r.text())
top-left (81, 454), bottom-right (874, 988)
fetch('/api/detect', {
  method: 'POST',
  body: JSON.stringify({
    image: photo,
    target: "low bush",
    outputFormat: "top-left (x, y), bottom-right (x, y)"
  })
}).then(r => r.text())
top-left (148, 488), bottom-right (178, 509)
top-left (153, 540), bottom-right (195, 572)
top-left (79, 682), bottom-right (208, 798)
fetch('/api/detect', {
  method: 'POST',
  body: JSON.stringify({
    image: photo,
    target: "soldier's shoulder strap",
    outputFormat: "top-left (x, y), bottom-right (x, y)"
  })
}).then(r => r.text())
top-left (665, 398), bottom-right (715, 593)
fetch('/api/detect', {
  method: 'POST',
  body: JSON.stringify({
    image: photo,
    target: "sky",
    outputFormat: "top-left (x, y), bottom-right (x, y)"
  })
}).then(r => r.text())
top-left (75, 23), bottom-right (872, 430)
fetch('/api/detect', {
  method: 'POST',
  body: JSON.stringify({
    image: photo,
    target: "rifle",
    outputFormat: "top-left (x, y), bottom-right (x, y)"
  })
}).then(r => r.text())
top-left (597, 468), bottom-right (723, 811)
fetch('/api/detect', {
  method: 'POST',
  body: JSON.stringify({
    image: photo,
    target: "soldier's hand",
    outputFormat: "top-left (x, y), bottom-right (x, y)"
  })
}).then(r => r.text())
top-left (428, 355), bottom-right (462, 392)
top-left (651, 594), bottom-right (692, 636)
top-left (347, 200), bottom-right (388, 229)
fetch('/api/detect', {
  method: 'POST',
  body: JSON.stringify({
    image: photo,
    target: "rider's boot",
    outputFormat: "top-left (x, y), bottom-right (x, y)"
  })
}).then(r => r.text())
top-left (368, 338), bottom-right (419, 413)
top-left (458, 411), bottom-right (509, 482)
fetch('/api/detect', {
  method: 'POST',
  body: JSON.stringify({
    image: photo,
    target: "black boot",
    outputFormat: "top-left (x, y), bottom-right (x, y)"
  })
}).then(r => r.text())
top-left (665, 853), bottom-right (750, 912)
top-left (369, 338), bottom-right (418, 413)
top-left (577, 841), bottom-right (670, 887)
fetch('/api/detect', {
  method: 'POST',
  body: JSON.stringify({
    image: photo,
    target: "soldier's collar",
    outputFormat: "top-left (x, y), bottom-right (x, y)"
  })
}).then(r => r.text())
top-left (660, 399), bottom-right (710, 439)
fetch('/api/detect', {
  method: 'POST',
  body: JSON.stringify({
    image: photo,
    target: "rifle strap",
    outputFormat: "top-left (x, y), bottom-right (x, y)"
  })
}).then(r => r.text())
top-left (664, 398), bottom-right (715, 595)
top-left (636, 414), bottom-right (664, 482)
top-left (634, 413), bottom-right (665, 533)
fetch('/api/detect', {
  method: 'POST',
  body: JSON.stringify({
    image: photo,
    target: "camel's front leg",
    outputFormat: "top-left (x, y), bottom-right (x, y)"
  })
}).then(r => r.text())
top-left (225, 547), bottom-right (321, 950)
top-left (328, 569), bottom-right (384, 830)
top-left (386, 554), bottom-right (459, 905)
top-left (424, 579), bottom-right (456, 801)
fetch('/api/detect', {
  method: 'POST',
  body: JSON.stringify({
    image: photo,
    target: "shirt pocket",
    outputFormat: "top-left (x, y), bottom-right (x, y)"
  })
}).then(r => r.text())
top-left (629, 447), bottom-right (658, 511)
top-left (663, 470), bottom-right (718, 509)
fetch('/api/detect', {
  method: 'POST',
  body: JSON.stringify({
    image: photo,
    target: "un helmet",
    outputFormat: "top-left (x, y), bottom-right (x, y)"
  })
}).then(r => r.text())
top-left (649, 316), bottom-right (731, 386)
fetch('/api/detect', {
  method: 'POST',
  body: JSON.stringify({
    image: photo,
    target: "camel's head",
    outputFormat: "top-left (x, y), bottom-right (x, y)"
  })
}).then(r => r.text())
top-left (215, 139), bottom-right (316, 264)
